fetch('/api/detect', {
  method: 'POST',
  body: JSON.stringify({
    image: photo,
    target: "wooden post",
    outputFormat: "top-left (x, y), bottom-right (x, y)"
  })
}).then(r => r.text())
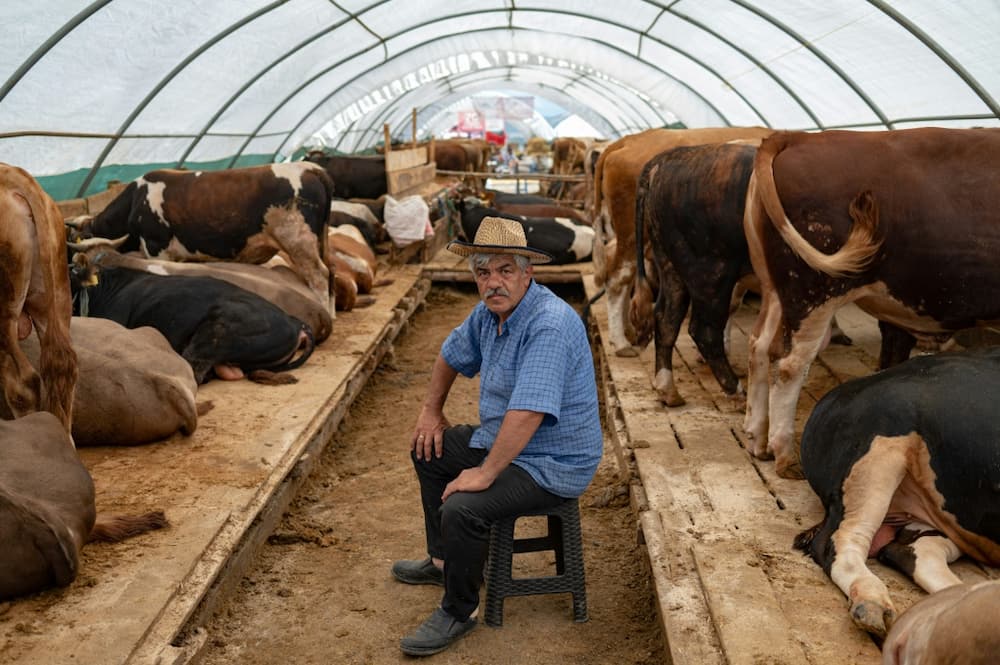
top-left (411, 108), bottom-right (417, 148)
top-left (429, 136), bottom-right (436, 164)
top-left (383, 123), bottom-right (391, 153)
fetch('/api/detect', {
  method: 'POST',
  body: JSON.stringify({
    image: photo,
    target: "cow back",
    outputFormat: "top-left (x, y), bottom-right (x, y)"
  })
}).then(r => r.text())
top-left (754, 127), bottom-right (1000, 329)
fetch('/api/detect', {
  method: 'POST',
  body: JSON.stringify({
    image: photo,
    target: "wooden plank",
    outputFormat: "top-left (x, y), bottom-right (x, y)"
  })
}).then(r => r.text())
top-left (385, 146), bottom-right (427, 172)
top-left (387, 162), bottom-right (436, 195)
top-left (58, 197), bottom-right (88, 218)
top-left (693, 541), bottom-right (811, 665)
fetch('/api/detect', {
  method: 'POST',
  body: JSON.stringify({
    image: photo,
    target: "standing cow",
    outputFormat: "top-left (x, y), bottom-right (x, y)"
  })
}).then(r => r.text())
top-left (68, 162), bottom-right (334, 312)
top-left (794, 347), bottom-right (1000, 641)
top-left (743, 127), bottom-right (1000, 478)
top-left (591, 127), bottom-right (773, 357)
top-left (0, 163), bottom-right (77, 430)
top-left (629, 143), bottom-right (867, 407)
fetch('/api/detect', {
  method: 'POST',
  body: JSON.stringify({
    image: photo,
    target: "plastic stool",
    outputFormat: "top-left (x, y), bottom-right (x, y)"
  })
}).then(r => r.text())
top-left (484, 497), bottom-right (588, 627)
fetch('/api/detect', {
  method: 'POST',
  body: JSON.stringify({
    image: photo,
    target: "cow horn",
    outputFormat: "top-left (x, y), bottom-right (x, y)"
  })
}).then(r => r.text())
top-left (67, 234), bottom-right (129, 251)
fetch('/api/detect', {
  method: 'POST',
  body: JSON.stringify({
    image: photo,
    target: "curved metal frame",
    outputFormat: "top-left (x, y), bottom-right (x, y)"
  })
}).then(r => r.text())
top-left (2, 0), bottom-right (995, 189)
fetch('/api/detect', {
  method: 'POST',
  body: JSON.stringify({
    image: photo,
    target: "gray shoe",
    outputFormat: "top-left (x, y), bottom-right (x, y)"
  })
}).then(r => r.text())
top-left (391, 557), bottom-right (444, 586)
top-left (400, 607), bottom-right (477, 656)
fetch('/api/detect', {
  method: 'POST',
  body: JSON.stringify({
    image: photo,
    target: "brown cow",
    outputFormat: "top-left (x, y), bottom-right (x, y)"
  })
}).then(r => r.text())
top-left (882, 581), bottom-right (1000, 664)
top-left (0, 163), bottom-right (77, 430)
top-left (21, 317), bottom-right (199, 446)
top-left (67, 162), bottom-right (334, 313)
top-left (743, 127), bottom-right (1000, 478)
top-left (592, 127), bottom-right (773, 356)
top-left (0, 411), bottom-right (167, 600)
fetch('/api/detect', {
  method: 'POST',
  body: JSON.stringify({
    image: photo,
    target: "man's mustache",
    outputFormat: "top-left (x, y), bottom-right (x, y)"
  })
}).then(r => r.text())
top-left (485, 287), bottom-right (510, 298)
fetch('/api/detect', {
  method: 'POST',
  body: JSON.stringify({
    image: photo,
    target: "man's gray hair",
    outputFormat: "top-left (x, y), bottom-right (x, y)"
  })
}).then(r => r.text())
top-left (468, 253), bottom-right (530, 271)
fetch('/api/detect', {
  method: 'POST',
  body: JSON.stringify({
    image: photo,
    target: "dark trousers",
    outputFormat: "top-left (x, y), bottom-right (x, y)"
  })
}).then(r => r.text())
top-left (412, 424), bottom-right (564, 621)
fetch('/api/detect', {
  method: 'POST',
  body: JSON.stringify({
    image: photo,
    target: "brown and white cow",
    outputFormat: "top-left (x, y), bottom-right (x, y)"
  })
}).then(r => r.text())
top-left (21, 317), bottom-right (199, 446)
top-left (794, 347), bottom-right (1000, 640)
top-left (742, 127), bottom-right (1000, 478)
top-left (0, 163), bottom-right (77, 430)
top-left (591, 127), bottom-right (773, 356)
top-left (68, 162), bottom-right (334, 312)
top-left (0, 411), bottom-right (167, 600)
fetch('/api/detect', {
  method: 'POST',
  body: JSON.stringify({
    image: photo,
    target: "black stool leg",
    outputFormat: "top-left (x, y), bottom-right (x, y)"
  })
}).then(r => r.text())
top-left (485, 516), bottom-right (516, 627)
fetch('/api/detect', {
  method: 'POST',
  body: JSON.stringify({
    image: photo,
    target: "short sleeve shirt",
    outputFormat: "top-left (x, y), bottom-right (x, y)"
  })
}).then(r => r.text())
top-left (441, 280), bottom-right (603, 497)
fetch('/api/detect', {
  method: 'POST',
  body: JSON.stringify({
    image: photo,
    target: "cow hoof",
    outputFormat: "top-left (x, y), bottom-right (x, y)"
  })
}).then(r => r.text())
top-left (750, 446), bottom-right (774, 461)
top-left (775, 459), bottom-right (805, 480)
top-left (851, 600), bottom-right (895, 640)
top-left (658, 391), bottom-right (685, 408)
top-left (614, 346), bottom-right (640, 358)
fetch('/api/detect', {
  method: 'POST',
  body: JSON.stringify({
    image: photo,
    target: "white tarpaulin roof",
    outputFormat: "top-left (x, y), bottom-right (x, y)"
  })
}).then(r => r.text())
top-left (2, 0), bottom-right (998, 199)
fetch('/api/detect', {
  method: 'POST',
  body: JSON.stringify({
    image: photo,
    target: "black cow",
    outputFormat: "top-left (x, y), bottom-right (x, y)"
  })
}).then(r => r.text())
top-left (67, 162), bottom-right (333, 311)
top-left (70, 252), bottom-right (315, 385)
top-left (457, 198), bottom-right (593, 265)
top-left (304, 151), bottom-right (388, 200)
top-left (794, 347), bottom-right (1000, 640)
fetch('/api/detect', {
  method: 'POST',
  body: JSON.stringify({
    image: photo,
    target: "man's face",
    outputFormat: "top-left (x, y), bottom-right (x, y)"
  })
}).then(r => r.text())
top-left (474, 254), bottom-right (533, 322)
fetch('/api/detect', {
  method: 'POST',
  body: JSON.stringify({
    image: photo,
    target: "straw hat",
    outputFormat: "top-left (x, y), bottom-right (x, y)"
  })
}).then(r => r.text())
top-left (447, 216), bottom-right (552, 264)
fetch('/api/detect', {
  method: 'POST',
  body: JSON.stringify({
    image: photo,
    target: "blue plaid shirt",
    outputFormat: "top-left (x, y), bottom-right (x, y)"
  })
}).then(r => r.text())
top-left (441, 280), bottom-right (603, 497)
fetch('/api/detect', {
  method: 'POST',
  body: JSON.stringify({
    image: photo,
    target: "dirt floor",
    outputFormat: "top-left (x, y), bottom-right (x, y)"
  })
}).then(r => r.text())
top-left (196, 283), bottom-right (666, 665)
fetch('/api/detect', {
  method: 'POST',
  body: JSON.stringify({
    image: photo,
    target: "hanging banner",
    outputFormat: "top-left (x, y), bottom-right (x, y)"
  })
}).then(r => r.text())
top-left (457, 110), bottom-right (485, 132)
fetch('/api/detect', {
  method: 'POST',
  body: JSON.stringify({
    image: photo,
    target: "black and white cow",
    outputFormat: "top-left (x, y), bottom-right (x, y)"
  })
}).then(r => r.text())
top-left (70, 250), bottom-right (315, 385)
top-left (794, 347), bottom-right (1000, 640)
top-left (457, 198), bottom-right (593, 265)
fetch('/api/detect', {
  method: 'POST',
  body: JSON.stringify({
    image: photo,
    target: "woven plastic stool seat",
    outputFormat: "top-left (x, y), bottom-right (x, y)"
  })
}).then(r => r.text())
top-left (484, 497), bottom-right (588, 627)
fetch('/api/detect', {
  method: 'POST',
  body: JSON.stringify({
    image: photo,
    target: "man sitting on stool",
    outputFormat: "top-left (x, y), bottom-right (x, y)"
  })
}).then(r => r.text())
top-left (392, 216), bottom-right (604, 657)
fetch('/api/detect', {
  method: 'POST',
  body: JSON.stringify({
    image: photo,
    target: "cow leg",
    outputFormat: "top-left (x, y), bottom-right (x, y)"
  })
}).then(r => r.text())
top-left (877, 525), bottom-right (963, 594)
top-left (877, 321), bottom-right (917, 370)
top-left (831, 434), bottom-right (916, 638)
top-left (651, 266), bottom-right (689, 407)
top-left (744, 291), bottom-right (782, 459)
top-left (768, 308), bottom-right (835, 478)
top-left (264, 207), bottom-right (333, 315)
top-left (0, 327), bottom-right (43, 420)
top-left (689, 292), bottom-right (743, 403)
top-left (607, 265), bottom-right (638, 357)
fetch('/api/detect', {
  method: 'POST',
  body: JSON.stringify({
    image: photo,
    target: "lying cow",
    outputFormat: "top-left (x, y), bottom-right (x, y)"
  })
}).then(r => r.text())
top-left (67, 162), bottom-right (334, 312)
top-left (70, 250), bottom-right (315, 385)
top-left (882, 580), bottom-right (1000, 665)
top-left (457, 198), bottom-right (594, 265)
top-left (0, 411), bottom-right (167, 600)
top-left (68, 244), bottom-right (333, 345)
top-left (0, 163), bottom-right (77, 429)
top-left (21, 317), bottom-right (199, 446)
top-left (794, 347), bottom-right (1000, 640)
top-left (743, 127), bottom-right (1000, 478)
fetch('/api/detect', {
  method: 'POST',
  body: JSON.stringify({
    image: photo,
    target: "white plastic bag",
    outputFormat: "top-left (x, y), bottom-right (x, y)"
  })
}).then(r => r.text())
top-left (383, 195), bottom-right (433, 246)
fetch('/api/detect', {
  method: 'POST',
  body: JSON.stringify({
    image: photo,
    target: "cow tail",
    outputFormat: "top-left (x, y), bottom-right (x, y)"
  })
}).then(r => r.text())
top-left (630, 161), bottom-right (656, 339)
top-left (89, 510), bottom-right (168, 543)
top-left (277, 323), bottom-right (316, 372)
top-left (756, 136), bottom-right (881, 278)
top-left (591, 149), bottom-right (608, 286)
